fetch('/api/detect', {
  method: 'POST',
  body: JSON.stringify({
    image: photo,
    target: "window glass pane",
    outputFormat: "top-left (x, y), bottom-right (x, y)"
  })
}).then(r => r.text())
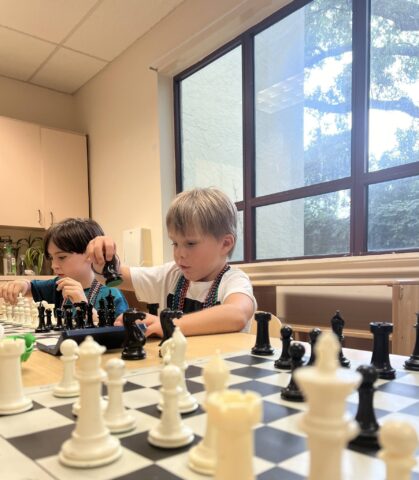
top-left (369, 0), bottom-right (419, 172)
top-left (230, 210), bottom-right (244, 262)
top-left (180, 47), bottom-right (243, 202)
top-left (368, 176), bottom-right (419, 251)
top-left (256, 190), bottom-right (350, 259)
top-left (254, 0), bottom-right (352, 196)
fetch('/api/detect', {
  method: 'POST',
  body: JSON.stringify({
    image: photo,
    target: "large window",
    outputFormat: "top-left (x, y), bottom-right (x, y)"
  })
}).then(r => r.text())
top-left (175, 0), bottom-right (419, 262)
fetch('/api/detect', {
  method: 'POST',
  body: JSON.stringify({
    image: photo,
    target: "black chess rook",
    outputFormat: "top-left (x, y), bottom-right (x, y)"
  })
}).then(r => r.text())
top-left (370, 322), bottom-right (396, 380)
top-left (251, 311), bottom-right (274, 356)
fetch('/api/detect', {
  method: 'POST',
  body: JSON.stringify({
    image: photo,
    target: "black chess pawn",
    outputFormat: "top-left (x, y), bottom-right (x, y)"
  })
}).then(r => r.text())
top-left (63, 305), bottom-right (73, 330)
top-left (35, 303), bottom-right (48, 332)
top-left (274, 325), bottom-right (293, 370)
top-left (121, 309), bottom-right (147, 360)
top-left (97, 298), bottom-right (107, 327)
top-left (404, 313), bottom-right (419, 371)
top-left (74, 306), bottom-right (85, 329)
top-left (105, 292), bottom-right (116, 326)
top-left (53, 308), bottom-right (64, 331)
top-left (281, 342), bottom-right (305, 402)
top-left (45, 308), bottom-right (53, 330)
top-left (147, 303), bottom-right (159, 316)
top-left (349, 365), bottom-right (380, 450)
top-left (370, 322), bottom-right (396, 379)
top-left (85, 303), bottom-right (95, 328)
top-left (306, 328), bottom-right (322, 366)
top-left (251, 312), bottom-right (274, 356)
top-left (330, 310), bottom-right (350, 368)
top-left (102, 256), bottom-right (123, 287)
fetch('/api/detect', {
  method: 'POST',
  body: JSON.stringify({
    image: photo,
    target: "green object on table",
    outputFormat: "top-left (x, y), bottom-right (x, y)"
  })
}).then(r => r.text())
top-left (6, 334), bottom-right (36, 362)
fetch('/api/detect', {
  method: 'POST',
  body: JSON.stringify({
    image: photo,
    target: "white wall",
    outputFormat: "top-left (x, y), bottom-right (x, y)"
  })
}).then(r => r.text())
top-left (0, 76), bottom-right (80, 132)
top-left (75, 0), bottom-right (290, 264)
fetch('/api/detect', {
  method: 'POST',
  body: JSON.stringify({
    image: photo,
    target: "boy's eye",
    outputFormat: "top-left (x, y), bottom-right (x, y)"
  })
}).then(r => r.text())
top-left (57, 256), bottom-right (67, 260)
top-left (171, 242), bottom-right (178, 247)
top-left (187, 242), bottom-right (196, 247)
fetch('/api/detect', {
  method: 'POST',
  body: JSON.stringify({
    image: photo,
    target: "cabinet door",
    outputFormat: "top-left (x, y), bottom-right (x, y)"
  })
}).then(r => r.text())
top-left (0, 117), bottom-right (44, 228)
top-left (42, 128), bottom-right (89, 227)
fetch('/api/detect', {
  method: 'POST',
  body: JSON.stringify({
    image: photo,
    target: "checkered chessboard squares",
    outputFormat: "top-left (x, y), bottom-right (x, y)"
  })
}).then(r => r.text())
top-left (2, 351), bottom-right (419, 480)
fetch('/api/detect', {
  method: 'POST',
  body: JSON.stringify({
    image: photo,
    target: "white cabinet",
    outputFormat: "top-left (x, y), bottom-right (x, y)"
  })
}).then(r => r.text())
top-left (42, 128), bottom-right (89, 227)
top-left (0, 117), bottom-right (44, 228)
top-left (0, 116), bottom-right (89, 229)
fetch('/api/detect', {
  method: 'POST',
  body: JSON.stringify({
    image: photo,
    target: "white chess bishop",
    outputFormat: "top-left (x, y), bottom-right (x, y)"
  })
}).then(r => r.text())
top-left (188, 351), bottom-right (229, 475)
top-left (59, 336), bottom-right (121, 468)
top-left (294, 331), bottom-right (362, 480)
top-left (0, 337), bottom-right (33, 415)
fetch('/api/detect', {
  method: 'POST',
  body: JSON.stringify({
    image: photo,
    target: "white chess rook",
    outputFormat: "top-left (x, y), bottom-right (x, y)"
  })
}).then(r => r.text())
top-left (59, 336), bottom-right (121, 468)
top-left (0, 338), bottom-right (33, 415)
top-left (206, 389), bottom-right (262, 480)
top-left (188, 351), bottom-right (229, 475)
top-left (53, 339), bottom-right (80, 398)
top-left (159, 327), bottom-right (198, 413)
top-left (379, 420), bottom-right (418, 480)
top-left (148, 360), bottom-right (194, 448)
top-left (103, 358), bottom-right (136, 433)
top-left (295, 331), bottom-right (362, 480)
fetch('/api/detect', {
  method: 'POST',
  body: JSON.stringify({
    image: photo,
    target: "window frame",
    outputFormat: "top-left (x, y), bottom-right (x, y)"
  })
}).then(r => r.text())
top-left (174, 0), bottom-right (419, 263)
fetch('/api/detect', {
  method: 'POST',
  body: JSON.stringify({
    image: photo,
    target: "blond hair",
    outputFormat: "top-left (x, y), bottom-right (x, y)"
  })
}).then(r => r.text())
top-left (166, 188), bottom-right (237, 250)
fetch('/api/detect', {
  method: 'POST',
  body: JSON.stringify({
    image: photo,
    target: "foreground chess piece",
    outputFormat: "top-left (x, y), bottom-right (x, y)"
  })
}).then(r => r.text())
top-left (274, 325), bottom-right (293, 370)
top-left (378, 420), bottom-right (418, 480)
top-left (370, 322), bottom-right (396, 379)
top-left (0, 338), bottom-right (33, 414)
top-left (207, 389), bottom-right (262, 480)
top-left (189, 351), bottom-right (229, 475)
top-left (121, 309), bottom-right (146, 360)
top-left (281, 342), bottom-right (305, 402)
top-left (330, 311), bottom-right (350, 368)
top-left (59, 336), bottom-right (121, 467)
top-left (404, 313), bottom-right (419, 371)
top-left (295, 331), bottom-right (362, 480)
top-left (53, 339), bottom-right (80, 398)
top-left (160, 326), bottom-right (199, 413)
top-left (148, 357), bottom-right (194, 448)
top-left (251, 311), bottom-right (274, 356)
top-left (349, 365), bottom-right (380, 450)
top-left (103, 358), bottom-right (136, 433)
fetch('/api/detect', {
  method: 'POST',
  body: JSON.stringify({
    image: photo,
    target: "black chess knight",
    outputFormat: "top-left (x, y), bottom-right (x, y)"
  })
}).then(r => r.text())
top-left (121, 309), bottom-right (147, 360)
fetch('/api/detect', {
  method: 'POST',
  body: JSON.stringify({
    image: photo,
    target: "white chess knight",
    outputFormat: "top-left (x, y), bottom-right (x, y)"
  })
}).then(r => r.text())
top-left (159, 326), bottom-right (198, 413)
top-left (53, 339), bottom-right (80, 398)
top-left (0, 337), bottom-right (33, 415)
top-left (294, 331), bottom-right (362, 480)
top-left (379, 419), bottom-right (418, 480)
top-left (206, 389), bottom-right (262, 480)
top-left (103, 358), bottom-right (136, 433)
top-left (59, 336), bottom-right (121, 468)
top-left (188, 351), bottom-right (229, 475)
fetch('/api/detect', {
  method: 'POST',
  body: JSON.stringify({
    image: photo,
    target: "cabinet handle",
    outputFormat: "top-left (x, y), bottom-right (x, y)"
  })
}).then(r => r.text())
top-left (37, 209), bottom-right (42, 225)
top-left (50, 211), bottom-right (54, 226)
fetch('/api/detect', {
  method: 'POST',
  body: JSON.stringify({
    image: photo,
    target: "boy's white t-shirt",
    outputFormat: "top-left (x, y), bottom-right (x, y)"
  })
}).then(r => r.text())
top-left (129, 261), bottom-right (256, 331)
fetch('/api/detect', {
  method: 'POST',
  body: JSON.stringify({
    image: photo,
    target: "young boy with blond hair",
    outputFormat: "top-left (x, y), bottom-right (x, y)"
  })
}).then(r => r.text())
top-left (87, 188), bottom-right (256, 337)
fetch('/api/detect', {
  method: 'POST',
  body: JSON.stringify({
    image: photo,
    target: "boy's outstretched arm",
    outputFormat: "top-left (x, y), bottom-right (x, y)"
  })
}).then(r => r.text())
top-left (145, 292), bottom-right (255, 337)
top-left (86, 235), bottom-right (135, 291)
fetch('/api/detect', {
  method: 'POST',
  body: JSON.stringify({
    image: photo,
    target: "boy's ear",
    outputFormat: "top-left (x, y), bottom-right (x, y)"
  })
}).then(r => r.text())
top-left (221, 234), bottom-right (235, 254)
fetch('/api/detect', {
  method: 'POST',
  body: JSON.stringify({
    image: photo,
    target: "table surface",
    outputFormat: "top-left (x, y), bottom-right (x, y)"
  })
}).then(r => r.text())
top-left (22, 332), bottom-right (409, 388)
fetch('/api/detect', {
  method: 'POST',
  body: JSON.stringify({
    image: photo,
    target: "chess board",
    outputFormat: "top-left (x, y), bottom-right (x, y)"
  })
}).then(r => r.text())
top-left (1, 350), bottom-right (419, 480)
top-left (0, 321), bottom-right (60, 346)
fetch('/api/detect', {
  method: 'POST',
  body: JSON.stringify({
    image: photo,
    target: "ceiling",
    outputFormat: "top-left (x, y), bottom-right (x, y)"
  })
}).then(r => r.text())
top-left (0, 0), bottom-right (184, 95)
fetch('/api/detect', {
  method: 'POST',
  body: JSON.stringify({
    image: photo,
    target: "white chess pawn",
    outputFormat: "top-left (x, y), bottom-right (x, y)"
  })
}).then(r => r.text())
top-left (0, 338), bottom-right (33, 414)
top-left (53, 339), bottom-right (80, 398)
top-left (295, 331), bottom-right (362, 480)
top-left (0, 324), bottom-right (4, 339)
top-left (59, 336), bottom-right (121, 467)
top-left (23, 298), bottom-right (31, 327)
top-left (148, 358), bottom-right (194, 448)
top-left (206, 389), bottom-right (262, 480)
top-left (6, 304), bottom-right (13, 322)
top-left (159, 327), bottom-right (198, 413)
top-left (103, 358), bottom-right (136, 433)
top-left (379, 419), bottom-right (418, 480)
top-left (189, 351), bottom-right (229, 475)
top-left (30, 301), bottom-right (38, 328)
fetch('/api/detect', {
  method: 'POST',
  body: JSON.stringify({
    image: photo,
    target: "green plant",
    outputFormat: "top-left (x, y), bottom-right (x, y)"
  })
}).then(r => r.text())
top-left (16, 235), bottom-right (44, 275)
